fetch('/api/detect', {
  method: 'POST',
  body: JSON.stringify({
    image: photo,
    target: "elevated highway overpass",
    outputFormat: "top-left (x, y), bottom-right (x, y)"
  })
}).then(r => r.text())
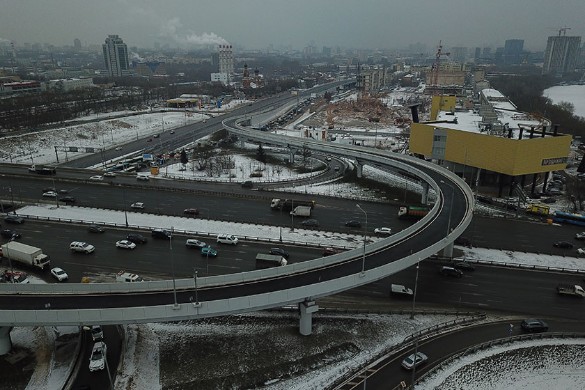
top-left (0, 84), bottom-right (473, 353)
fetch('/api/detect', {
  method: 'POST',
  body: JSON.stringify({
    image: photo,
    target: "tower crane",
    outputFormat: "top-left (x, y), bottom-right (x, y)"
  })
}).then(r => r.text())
top-left (430, 40), bottom-right (450, 86)
top-left (558, 27), bottom-right (571, 36)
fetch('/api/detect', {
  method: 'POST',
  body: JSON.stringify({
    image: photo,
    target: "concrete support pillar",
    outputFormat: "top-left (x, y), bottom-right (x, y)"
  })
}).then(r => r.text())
top-left (0, 327), bottom-right (13, 355)
top-left (356, 161), bottom-right (364, 178)
top-left (287, 146), bottom-right (298, 164)
top-left (299, 300), bottom-right (319, 336)
top-left (442, 241), bottom-right (454, 258)
top-left (239, 140), bottom-right (245, 148)
top-left (421, 182), bottom-right (430, 205)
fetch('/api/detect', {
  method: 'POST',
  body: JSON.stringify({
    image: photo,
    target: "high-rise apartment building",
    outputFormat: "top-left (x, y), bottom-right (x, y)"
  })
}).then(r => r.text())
top-left (218, 44), bottom-right (234, 81)
top-left (102, 35), bottom-right (129, 77)
top-left (503, 39), bottom-right (524, 64)
top-left (542, 34), bottom-right (581, 76)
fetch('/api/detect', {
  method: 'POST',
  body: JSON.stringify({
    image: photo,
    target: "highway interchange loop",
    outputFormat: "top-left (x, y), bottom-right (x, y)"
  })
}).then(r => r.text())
top-left (0, 83), bottom-right (474, 327)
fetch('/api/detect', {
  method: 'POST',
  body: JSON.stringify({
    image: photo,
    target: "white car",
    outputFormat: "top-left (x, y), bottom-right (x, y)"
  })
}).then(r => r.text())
top-left (136, 175), bottom-right (150, 181)
top-left (374, 227), bottom-right (392, 236)
top-left (575, 232), bottom-right (585, 240)
top-left (89, 175), bottom-right (103, 181)
top-left (42, 191), bottom-right (58, 198)
top-left (69, 241), bottom-right (95, 254)
top-left (186, 239), bottom-right (207, 248)
top-left (50, 267), bottom-right (68, 282)
top-left (578, 248), bottom-right (585, 256)
top-left (89, 341), bottom-right (107, 372)
top-left (131, 202), bottom-right (145, 209)
top-left (103, 171), bottom-right (116, 177)
top-left (401, 351), bottom-right (428, 370)
top-left (116, 240), bottom-right (137, 250)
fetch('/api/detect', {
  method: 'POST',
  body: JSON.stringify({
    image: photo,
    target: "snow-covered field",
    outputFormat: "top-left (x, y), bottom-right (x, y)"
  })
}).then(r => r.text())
top-left (3, 89), bottom-right (585, 389)
top-left (544, 84), bottom-right (585, 119)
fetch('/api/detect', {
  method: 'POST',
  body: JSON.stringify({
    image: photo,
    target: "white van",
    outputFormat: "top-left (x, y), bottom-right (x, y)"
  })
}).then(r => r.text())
top-left (217, 234), bottom-right (238, 245)
top-left (70, 241), bottom-right (95, 254)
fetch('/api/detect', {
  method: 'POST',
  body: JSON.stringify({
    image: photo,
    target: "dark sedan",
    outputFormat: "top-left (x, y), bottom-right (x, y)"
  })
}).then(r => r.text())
top-left (521, 318), bottom-right (548, 333)
top-left (269, 247), bottom-right (290, 259)
top-left (4, 215), bottom-right (24, 224)
top-left (345, 220), bottom-right (362, 228)
top-left (0, 229), bottom-right (21, 239)
top-left (553, 241), bottom-right (574, 249)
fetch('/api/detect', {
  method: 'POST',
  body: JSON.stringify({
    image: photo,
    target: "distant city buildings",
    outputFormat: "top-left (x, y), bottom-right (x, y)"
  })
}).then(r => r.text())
top-left (542, 33), bottom-right (581, 77)
top-left (102, 35), bottom-right (129, 77)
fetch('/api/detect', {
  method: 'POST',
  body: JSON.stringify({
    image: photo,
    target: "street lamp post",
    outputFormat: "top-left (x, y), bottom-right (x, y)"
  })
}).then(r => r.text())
top-left (356, 204), bottom-right (368, 276)
top-left (410, 260), bottom-right (420, 320)
top-left (121, 188), bottom-right (129, 227)
top-left (170, 227), bottom-right (178, 308)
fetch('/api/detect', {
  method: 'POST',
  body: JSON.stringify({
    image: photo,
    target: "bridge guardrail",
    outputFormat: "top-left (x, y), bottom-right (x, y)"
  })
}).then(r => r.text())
top-left (328, 312), bottom-right (486, 390)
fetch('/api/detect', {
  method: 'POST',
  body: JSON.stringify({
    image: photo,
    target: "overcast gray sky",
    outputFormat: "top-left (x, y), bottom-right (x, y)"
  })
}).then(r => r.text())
top-left (1, 0), bottom-right (584, 52)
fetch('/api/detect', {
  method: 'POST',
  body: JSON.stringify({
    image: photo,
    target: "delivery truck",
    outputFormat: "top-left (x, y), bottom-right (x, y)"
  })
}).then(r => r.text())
top-left (290, 205), bottom-right (312, 217)
top-left (398, 205), bottom-right (430, 220)
top-left (270, 198), bottom-right (315, 211)
top-left (255, 254), bottom-right (287, 269)
top-left (0, 241), bottom-right (50, 270)
top-left (556, 284), bottom-right (585, 297)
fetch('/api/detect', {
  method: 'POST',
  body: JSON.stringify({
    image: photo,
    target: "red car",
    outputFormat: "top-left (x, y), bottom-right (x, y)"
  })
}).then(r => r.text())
top-left (323, 247), bottom-right (342, 256)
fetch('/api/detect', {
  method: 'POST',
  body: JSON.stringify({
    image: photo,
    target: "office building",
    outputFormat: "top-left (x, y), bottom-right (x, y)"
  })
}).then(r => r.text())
top-left (102, 35), bottom-right (129, 77)
top-left (542, 34), bottom-right (581, 76)
top-left (503, 39), bottom-right (524, 64)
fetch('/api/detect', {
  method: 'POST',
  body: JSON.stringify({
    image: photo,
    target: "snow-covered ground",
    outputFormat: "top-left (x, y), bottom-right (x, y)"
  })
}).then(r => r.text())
top-left (3, 90), bottom-right (585, 389)
top-left (543, 85), bottom-right (585, 119)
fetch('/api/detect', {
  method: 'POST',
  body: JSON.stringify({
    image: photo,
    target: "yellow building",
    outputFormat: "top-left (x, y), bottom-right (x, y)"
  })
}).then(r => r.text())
top-left (410, 91), bottom-right (572, 196)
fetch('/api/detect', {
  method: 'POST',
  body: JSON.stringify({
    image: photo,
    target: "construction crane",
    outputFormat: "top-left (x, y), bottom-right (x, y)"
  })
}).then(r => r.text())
top-left (558, 27), bottom-right (571, 36)
top-left (430, 40), bottom-right (450, 86)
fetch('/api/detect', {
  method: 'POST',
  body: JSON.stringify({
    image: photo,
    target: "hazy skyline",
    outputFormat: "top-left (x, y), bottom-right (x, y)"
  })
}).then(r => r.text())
top-left (1, 0), bottom-right (584, 52)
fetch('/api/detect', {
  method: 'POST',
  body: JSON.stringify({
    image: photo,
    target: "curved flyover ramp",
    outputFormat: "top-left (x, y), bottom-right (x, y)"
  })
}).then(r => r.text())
top-left (0, 119), bottom-right (473, 328)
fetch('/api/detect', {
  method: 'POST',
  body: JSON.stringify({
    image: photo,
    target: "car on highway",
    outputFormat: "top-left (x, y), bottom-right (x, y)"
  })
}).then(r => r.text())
top-left (131, 202), bottom-right (145, 209)
top-left (59, 196), bottom-right (76, 204)
top-left (88, 224), bottom-right (105, 233)
top-left (401, 351), bottom-right (428, 370)
top-left (42, 187), bottom-right (57, 193)
top-left (50, 267), bottom-right (68, 282)
top-left (553, 241), bottom-right (573, 249)
top-left (116, 240), bottom-right (137, 250)
top-left (269, 247), bottom-right (290, 259)
top-left (42, 191), bottom-right (58, 198)
top-left (345, 220), bottom-right (362, 228)
top-left (0, 229), bottom-right (21, 239)
top-left (153, 134), bottom-right (160, 138)
top-left (520, 318), bottom-right (548, 333)
top-left (70, 241), bottom-right (95, 254)
top-left (322, 247), bottom-right (342, 256)
top-left (89, 175), bottom-right (103, 181)
top-left (152, 229), bottom-right (172, 240)
top-left (575, 232), bottom-right (585, 240)
top-left (90, 325), bottom-right (103, 341)
top-left (186, 239), bottom-right (207, 248)
top-left (136, 175), bottom-right (150, 181)
top-left (374, 227), bottom-right (392, 236)
top-left (103, 171), bottom-right (116, 178)
top-left (439, 266), bottom-right (463, 278)
top-left (183, 208), bottom-right (200, 216)
top-left (217, 234), bottom-right (238, 245)
top-left (4, 215), bottom-right (24, 224)
top-left (89, 341), bottom-right (107, 372)
top-left (577, 248), bottom-right (585, 256)
top-left (201, 246), bottom-right (218, 257)
top-left (301, 219), bottom-right (319, 228)
top-left (127, 233), bottom-right (147, 244)
top-left (452, 260), bottom-right (475, 272)
top-left (241, 180), bottom-right (253, 188)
